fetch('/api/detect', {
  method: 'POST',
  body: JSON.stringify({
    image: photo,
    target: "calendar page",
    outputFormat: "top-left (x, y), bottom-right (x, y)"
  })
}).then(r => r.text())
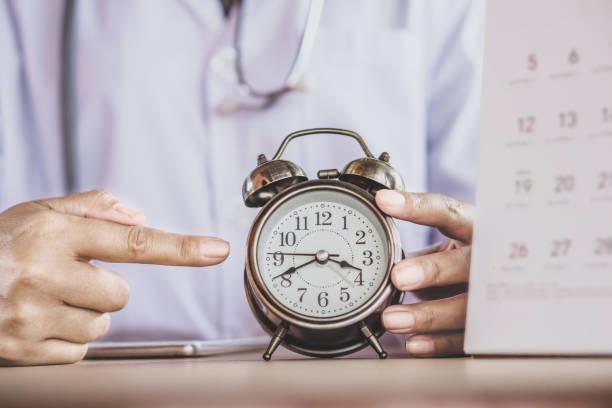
top-left (465, 0), bottom-right (612, 354)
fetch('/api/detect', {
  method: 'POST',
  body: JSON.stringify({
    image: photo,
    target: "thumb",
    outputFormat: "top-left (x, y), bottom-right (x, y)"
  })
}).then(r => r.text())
top-left (37, 190), bottom-right (146, 226)
top-left (375, 190), bottom-right (473, 243)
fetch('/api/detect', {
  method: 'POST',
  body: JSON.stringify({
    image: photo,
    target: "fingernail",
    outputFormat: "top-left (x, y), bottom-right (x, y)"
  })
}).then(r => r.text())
top-left (377, 190), bottom-right (406, 207)
top-left (200, 238), bottom-right (230, 259)
top-left (406, 338), bottom-right (435, 355)
top-left (382, 311), bottom-right (415, 332)
top-left (113, 203), bottom-right (146, 223)
top-left (393, 262), bottom-right (425, 290)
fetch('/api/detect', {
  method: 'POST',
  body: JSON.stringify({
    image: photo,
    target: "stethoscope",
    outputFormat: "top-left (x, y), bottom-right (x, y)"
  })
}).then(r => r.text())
top-left (60, 0), bottom-right (324, 193)
top-left (223, 0), bottom-right (324, 113)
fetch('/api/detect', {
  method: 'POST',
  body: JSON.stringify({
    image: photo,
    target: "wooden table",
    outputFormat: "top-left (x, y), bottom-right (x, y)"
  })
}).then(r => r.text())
top-left (2, 347), bottom-right (612, 407)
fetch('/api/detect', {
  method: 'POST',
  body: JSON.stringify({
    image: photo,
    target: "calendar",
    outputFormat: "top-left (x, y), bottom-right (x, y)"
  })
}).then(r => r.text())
top-left (465, 0), bottom-right (612, 354)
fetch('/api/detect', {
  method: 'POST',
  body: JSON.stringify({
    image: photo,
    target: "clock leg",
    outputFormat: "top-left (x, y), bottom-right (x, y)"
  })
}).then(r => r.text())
top-left (359, 322), bottom-right (388, 359)
top-left (263, 322), bottom-right (289, 361)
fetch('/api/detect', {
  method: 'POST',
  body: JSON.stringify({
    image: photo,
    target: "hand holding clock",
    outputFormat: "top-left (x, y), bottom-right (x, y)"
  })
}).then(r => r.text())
top-left (376, 190), bottom-right (473, 357)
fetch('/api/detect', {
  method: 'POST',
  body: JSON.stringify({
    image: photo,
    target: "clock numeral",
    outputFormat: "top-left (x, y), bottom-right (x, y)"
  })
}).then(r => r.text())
top-left (362, 250), bottom-right (373, 266)
top-left (355, 230), bottom-right (366, 245)
top-left (340, 287), bottom-right (350, 302)
top-left (280, 273), bottom-right (292, 288)
top-left (297, 287), bottom-right (307, 302)
top-left (279, 231), bottom-right (296, 247)
top-left (315, 211), bottom-right (332, 226)
top-left (342, 215), bottom-right (348, 230)
top-left (295, 216), bottom-right (308, 231)
top-left (354, 271), bottom-right (364, 286)
top-left (272, 251), bottom-right (284, 266)
top-left (318, 291), bottom-right (329, 307)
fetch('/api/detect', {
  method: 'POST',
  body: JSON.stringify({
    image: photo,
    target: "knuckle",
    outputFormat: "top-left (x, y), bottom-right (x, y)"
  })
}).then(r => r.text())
top-left (440, 334), bottom-right (464, 355)
top-left (0, 302), bottom-right (34, 338)
top-left (0, 337), bottom-right (19, 361)
top-left (415, 306), bottom-right (435, 331)
top-left (424, 257), bottom-right (442, 285)
top-left (410, 193), bottom-right (424, 211)
top-left (176, 236), bottom-right (198, 260)
top-left (90, 189), bottom-right (118, 209)
top-left (125, 226), bottom-right (152, 257)
top-left (0, 339), bottom-right (36, 365)
top-left (11, 264), bottom-right (49, 293)
top-left (20, 210), bottom-right (58, 240)
top-left (441, 197), bottom-right (474, 238)
top-left (12, 271), bottom-right (38, 292)
top-left (0, 312), bottom-right (20, 337)
top-left (10, 212), bottom-right (68, 264)
top-left (439, 337), bottom-right (452, 353)
top-left (445, 197), bottom-right (464, 219)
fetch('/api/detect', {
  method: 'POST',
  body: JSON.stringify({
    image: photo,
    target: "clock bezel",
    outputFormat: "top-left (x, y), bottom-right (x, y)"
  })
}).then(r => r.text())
top-left (245, 179), bottom-right (402, 330)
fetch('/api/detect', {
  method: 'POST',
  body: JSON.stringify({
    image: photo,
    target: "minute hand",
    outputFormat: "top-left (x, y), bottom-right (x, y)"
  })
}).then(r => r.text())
top-left (271, 258), bottom-right (317, 280)
top-left (266, 252), bottom-right (340, 257)
top-left (328, 258), bottom-right (362, 272)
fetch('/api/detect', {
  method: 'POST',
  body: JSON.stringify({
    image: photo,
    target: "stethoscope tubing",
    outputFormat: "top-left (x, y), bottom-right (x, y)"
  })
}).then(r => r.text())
top-left (233, 0), bottom-right (324, 100)
top-left (59, 0), bottom-right (324, 193)
top-left (61, 0), bottom-right (77, 193)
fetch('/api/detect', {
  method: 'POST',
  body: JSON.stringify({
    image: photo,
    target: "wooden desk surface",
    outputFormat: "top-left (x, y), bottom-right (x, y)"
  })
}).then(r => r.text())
top-left (2, 347), bottom-right (612, 407)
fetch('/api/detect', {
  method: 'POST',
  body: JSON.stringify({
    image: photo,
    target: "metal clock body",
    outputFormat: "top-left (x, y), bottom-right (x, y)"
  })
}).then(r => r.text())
top-left (242, 129), bottom-right (405, 360)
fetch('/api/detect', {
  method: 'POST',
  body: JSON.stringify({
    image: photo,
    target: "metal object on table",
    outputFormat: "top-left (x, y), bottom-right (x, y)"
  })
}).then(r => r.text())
top-left (242, 129), bottom-right (406, 360)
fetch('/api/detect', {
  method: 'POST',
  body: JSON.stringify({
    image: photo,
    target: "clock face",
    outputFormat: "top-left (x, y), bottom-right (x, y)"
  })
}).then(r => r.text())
top-left (255, 187), bottom-right (390, 319)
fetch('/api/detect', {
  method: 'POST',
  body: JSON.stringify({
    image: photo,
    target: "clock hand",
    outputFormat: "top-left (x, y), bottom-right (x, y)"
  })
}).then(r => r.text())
top-left (266, 252), bottom-right (340, 257)
top-left (271, 258), bottom-right (317, 280)
top-left (327, 263), bottom-right (355, 288)
top-left (328, 258), bottom-right (362, 272)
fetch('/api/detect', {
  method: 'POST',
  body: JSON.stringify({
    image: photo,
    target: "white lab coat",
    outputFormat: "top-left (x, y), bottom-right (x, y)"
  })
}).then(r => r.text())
top-left (0, 0), bottom-right (483, 342)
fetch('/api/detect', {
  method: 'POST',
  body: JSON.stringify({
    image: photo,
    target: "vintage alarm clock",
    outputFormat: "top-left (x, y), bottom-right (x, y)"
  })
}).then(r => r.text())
top-left (243, 128), bottom-right (405, 360)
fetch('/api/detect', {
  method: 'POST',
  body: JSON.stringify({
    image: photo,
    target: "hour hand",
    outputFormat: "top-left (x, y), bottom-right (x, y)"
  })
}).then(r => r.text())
top-left (328, 258), bottom-right (362, 272)
top-left (271, 258), bottom-right (316, 280)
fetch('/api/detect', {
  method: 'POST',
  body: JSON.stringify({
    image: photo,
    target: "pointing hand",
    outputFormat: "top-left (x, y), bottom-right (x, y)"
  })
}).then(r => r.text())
top-left (0, 190), bottom-right (230, 366)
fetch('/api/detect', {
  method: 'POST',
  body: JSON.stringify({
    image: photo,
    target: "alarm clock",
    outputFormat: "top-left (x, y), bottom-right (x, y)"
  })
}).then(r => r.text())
top-left (242, 128), bottom-right (405, 360)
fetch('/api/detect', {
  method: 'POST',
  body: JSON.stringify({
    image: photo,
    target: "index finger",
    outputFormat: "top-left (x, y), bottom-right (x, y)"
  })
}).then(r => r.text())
top-left (376, 190), bottom-right (474, 243)
top-left (69, 216), bottom-right (230, 266)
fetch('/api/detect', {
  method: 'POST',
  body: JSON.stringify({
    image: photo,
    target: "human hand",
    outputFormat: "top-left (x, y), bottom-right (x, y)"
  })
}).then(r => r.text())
top-left (376, 190), bottom-right (472, 357)
top-left (0, 190), bottom-right (229, 366)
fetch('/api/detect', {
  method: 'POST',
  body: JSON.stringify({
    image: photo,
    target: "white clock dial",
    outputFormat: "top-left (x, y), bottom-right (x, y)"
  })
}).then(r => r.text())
top-left (256, 189), bottom-right (390, 318)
